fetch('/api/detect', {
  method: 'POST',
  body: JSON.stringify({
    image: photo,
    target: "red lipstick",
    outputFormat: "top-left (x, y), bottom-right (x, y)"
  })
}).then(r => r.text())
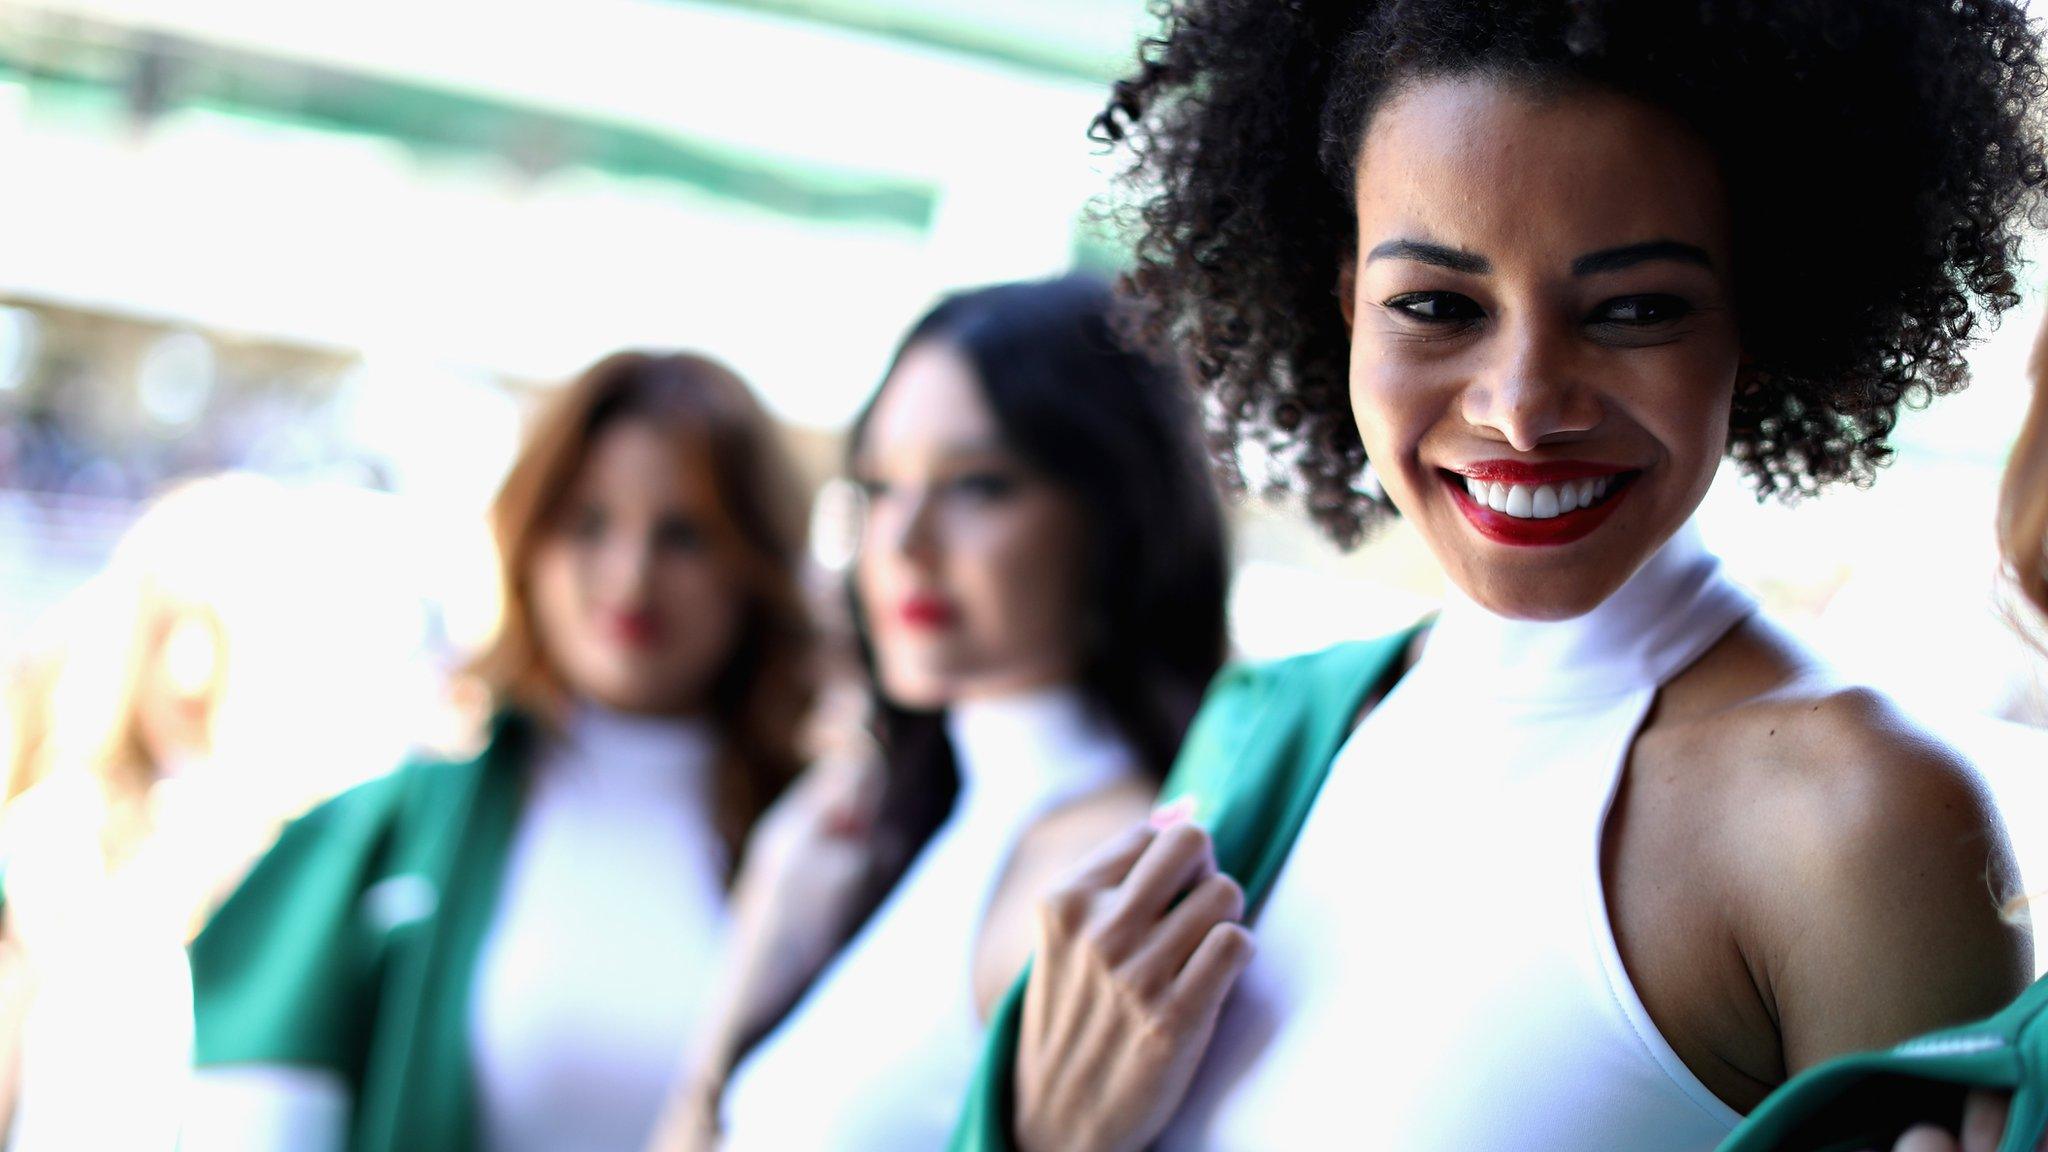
top-left (1452, 460), bottom-right (1632, 484)
top-left (1444, 460), bottom-right (1637, 548)
top-left (603, 610), bottom-right (663, 648)
top-left (898, 594), bottom-right (958, 629)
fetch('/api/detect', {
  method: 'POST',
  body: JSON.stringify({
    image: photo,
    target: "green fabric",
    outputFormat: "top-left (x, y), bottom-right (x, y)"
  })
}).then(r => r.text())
top-left (1717, 976), bottom-right (2048, 1152)
top-left (189, 713), bottom-right (532, 1152)
top-left (948, 630), bottom-right (1420, 1151)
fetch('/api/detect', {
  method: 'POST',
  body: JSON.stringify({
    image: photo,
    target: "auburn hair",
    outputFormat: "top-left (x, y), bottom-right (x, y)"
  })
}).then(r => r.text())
top-left (466, 351), bottom-right (816, 862)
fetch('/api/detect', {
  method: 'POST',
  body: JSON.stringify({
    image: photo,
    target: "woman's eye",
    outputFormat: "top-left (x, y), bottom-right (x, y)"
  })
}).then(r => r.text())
top-left (946, 472), bottom-right (1018, 501)
top-left (852, 477), bottom-right (889, 500)
top-left (654, 517), bottom-right (705, 552)
top-left (1592, 295), bottom-right (1693, 325)
top-left (1385, 292), bottom-right (1484, 324)
top-left (568, 506), bottom-right (607, 541)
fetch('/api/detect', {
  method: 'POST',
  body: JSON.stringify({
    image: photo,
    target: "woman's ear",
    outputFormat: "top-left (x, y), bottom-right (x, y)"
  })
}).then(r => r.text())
top-left (1336, 258), bottom-right (1357, 328)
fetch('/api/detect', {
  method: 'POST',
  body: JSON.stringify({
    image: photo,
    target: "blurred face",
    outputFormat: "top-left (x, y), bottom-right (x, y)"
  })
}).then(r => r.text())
top-left (1344, 75), bottom-right (1742, 620)
top-left (853, 341), bottom-right (1089, 708)
top-left (529, 419), bottom-right (746, 715)
top-left (135, 604), bottom-right (224, 772)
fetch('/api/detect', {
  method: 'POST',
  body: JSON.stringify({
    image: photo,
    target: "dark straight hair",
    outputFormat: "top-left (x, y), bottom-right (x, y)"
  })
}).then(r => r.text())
top-left (845, 273), bottom-right (1231, 905)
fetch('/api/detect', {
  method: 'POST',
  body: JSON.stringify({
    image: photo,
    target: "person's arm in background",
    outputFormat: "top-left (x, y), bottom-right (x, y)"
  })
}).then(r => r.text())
top-left (646, 750), bottom-right (884, 1152)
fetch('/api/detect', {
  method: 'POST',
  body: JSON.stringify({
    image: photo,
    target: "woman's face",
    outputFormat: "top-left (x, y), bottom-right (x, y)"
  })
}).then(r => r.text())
top-left (529, 419), bottom-right (746, 715)
top-left (1345, 74), bottom-right (1742, 620)
top-left (853, 341), bottom-right (1089, 708)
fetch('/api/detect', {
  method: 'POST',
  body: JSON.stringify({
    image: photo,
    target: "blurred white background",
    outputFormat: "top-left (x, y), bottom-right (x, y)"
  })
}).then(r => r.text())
top-left (0, 1), bottom-right (2046, 1146)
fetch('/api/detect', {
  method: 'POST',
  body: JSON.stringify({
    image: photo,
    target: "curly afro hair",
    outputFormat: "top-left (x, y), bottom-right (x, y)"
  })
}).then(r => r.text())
top-left (1097, 0), bottom-right (2048, 546)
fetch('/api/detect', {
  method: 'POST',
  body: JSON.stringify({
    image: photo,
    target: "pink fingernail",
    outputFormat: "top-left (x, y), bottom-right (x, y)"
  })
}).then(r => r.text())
top-left (1149, 797), bottom-right (1197, 830)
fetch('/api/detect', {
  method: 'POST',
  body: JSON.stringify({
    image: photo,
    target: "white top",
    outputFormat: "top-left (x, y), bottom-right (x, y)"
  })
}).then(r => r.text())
top-left (2, 773), bottom-right (196, 1152)
top-left (719, 686), bottom-right (1139, 1151)
top-left (470, 703), bottom-right (732, 1152)
top-left (1162, 522), bottom-right (1758, 1151)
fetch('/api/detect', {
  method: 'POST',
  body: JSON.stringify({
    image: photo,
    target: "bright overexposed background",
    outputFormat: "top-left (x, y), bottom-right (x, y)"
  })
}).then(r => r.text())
top-left (2, 1), bottom-right (2047, 1146)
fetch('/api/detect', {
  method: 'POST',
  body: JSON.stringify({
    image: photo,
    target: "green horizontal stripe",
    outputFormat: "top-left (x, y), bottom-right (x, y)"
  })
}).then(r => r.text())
top-left (0, 39), bottom-right (937, 230)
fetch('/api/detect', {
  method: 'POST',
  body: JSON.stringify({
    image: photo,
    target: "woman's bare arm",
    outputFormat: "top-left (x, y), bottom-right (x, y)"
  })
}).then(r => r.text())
top-left (1743, 689), bottom-right (2031, 1073)
top-left (645, 752), bottom-right (883, 1152)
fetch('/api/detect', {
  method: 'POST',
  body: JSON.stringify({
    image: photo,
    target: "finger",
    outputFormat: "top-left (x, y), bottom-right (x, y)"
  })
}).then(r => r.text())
top-left (1111, 822), bottom-right (1218, 927)
top-left (1119, 871), bottom-right (1246, 998)
top-left (1961, 1091), bottom-right (2012, 1152)
top-left (1893, 1124), bottom-right (1962, 1152)
top-left (1060, 822), bottom-right (1159, 891)
top-left (1020, 945), bottom-right (1058, 1063)
top-left (1032, 824), bottom-right (1160, 968)
top-left (1164, 921), bottom-right (1255, 1024)
top-left (1149, 796), bottom-right (1198, 830)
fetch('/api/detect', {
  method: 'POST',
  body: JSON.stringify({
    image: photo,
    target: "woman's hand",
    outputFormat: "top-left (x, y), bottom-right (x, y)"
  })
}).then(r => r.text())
top-left (1012, 814), bottom-right (1255, 1152)
top-left (1877, 1091), bottom-right (2046, 1152)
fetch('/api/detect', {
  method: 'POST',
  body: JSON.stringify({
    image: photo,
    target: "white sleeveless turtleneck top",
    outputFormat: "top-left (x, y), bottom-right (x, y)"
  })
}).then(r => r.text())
top-left (470, 704), bottom-right (731, 1152)
top-left (719, 686), bottom-right (1137, 1151)
top-left (1161, 522), bottom-right (1757, 1150)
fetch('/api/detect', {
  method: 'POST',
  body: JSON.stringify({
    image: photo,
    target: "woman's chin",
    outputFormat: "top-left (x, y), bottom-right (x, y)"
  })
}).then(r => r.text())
top-left (1445, 559), bottom-right (1637, 623)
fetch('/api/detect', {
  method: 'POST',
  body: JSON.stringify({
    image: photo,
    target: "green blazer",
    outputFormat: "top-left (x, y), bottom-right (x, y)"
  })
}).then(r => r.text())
top-left (189, 713), bottom-right (532, 1152)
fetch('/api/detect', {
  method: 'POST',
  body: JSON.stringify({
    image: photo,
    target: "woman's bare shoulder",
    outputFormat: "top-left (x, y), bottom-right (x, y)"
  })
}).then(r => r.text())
top-left (1654, 617), bottom-right (2030, 1068)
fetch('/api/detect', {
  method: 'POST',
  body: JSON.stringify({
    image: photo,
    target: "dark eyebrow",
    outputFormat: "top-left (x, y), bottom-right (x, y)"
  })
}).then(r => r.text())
top-left (1571, 240), bottom-right (1714, 276)
top-left (1364, 239), bottom-right (1490, 275)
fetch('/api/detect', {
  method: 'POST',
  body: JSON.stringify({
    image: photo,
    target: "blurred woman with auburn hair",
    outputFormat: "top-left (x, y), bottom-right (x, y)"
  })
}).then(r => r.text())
top-left (184, 351), bottom-right (815, 1152)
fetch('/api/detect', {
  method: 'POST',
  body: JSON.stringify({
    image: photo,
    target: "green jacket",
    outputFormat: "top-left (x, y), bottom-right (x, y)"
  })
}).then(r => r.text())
top-left (189, 713), bottom-right (532, 1152)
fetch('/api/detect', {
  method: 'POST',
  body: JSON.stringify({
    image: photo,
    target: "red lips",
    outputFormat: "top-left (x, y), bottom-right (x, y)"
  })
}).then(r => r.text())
top-left (602, 610), bottom-right (663, 648)
top-left (1444, 460), bottom-right (1637, 548)
top-left (898, 594), bottom-right (958, 629)
top-left (1452, 459), bottom-right (1632, 484)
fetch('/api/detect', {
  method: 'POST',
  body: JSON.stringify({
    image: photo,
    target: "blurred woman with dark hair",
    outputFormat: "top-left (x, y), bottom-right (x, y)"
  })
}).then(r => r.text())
top-left (667, 274), bottom-right (1230, 1151)
top-left (183, 351), bottom-right (815, 1152)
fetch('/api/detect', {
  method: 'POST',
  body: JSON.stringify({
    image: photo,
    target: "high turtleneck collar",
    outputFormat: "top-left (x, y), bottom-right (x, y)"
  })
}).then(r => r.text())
top-left (943, 685), bottom-right (1138, 816)
top-left (1419, 521), bottom-right (1757, 707)
top-left (553, 701), bottom-right (719, 791)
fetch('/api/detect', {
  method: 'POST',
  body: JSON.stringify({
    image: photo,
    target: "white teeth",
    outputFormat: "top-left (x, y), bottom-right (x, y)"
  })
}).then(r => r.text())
top-left (1462, 474), bottom-right (1621, 520)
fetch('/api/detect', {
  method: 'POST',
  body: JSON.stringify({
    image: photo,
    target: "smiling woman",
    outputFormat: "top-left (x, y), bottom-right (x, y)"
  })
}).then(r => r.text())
top-left (946, 4), bottom-right (2048, 1152)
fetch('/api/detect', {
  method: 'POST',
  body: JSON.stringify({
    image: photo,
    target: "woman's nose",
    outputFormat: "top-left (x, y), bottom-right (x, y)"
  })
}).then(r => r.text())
top-left (1458, 314), bottom-right (1601, 451)
top-left (874, 488), bottom-right (941, 565)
